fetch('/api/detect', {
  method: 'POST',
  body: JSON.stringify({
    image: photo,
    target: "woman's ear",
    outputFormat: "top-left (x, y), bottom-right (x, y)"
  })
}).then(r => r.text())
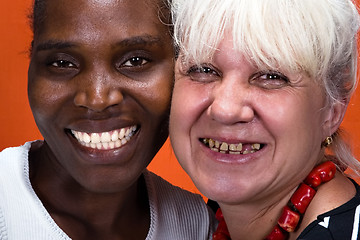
top-left (323, 100), bottom-right (348, 136)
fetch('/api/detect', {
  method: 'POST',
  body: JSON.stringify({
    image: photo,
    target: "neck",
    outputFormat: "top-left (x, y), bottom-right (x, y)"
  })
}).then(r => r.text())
top-left (28, 143), bottom-right (150, 239)
top-left (213, 160), bottom-right (340, 240)
top-left (218, 189), bottom-right (295, 240)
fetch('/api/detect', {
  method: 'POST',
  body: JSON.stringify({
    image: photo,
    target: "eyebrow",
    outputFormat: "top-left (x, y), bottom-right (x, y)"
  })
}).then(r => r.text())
top-left (35, 35), bottom-right (164, 52)
top-left (35, 41), bottom-right (76, 52)
top-left (115, 35), bottom-right (163, 47)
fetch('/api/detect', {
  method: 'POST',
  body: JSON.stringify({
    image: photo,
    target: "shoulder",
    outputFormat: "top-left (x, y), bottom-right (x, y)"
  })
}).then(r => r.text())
top-left (145, 170), bottom-right (204, 202)
top-left (0, 142), bottom-right (33, 178)
top-left (0, 141), bottom-right (35, 163)
top-left (144, 170), bottom-right (210, 215)
top-left (144, 170), bottom-right (216, 240)
top-left (0, 142), bottom-right (72, 240)
top-left (298, 178), bottom-right (360, 240)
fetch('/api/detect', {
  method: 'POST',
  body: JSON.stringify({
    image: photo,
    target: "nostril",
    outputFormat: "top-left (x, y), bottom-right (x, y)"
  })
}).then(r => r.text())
top-left (73, 88), bottom-right (123, 111)
top-left (108, 89), bottom-right (124, 105)
top-left (74, 92), bottom-right (87, 107)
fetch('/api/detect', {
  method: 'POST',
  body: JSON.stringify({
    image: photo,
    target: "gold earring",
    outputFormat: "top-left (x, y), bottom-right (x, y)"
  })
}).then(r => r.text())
top-left (322, 136), bottom-right (333, 147)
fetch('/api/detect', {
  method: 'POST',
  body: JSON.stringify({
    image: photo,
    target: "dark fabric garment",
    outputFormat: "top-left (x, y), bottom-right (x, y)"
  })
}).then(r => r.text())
top-left (298, 178), bottom-right (360, 240)
top-left (208, 178), bottom-right (360, 240)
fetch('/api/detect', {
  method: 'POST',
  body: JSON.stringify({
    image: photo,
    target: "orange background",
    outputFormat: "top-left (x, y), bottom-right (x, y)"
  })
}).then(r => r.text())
top-left (1, 0), bottom-right (360, 195)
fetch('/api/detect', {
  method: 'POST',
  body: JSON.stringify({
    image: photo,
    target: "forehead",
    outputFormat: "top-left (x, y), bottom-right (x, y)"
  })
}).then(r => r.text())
top-left (35, 0), bottom-right (167, 44)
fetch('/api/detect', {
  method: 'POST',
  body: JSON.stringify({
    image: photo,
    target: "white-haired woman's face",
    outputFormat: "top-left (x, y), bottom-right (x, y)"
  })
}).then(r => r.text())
top-left (169, 34), bottom-right (335, 204)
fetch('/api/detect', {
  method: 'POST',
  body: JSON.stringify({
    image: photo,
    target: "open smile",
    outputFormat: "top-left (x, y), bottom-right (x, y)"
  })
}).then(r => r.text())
top-left (200, 138), bottom-right (264, 155)
top-left (70, 125), bottom-right (138, 150)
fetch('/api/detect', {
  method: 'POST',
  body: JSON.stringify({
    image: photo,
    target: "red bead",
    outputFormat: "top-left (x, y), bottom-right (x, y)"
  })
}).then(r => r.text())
top-left (318, 161), bottom-right (336, 182)
top-left (213, 219), bottom-right (231, 239)
top-left (304, 161), bottom-right (336, 188)
top-left (216, 220), bottom-right (230, 236)
top-left (265, 225), bottom-right (289, 240)
top-left (215, 208), bottom-right (224, 221)
top-left (278, 206), bottom-right (300, 232)
top-left (290, 183), bottom-right (316, 214)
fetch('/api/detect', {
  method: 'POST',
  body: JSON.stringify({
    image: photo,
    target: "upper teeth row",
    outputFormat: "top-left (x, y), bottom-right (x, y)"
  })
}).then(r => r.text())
top-left (71, 126), bottom-right (137, 145)
top-left (202, 138), bottom-right (261, 155)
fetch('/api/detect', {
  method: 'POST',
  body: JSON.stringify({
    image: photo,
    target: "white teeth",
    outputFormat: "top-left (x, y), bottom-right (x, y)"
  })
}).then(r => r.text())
top-left (119, 128), bottom-right (125, 139)
top-left (71, 125), bottom-right (137, 150)
top-left (111, 131), bottom-right (118, 141)
top-left (125, 128), bottom-right (130, 137)
top-left (101, 132), bottom-right (111, 142)
top-left (91, 133), bottom-right (100, 144)
top-left (115, 140), bottom-right (122, 148)
top-left (203, 138), bottom-right (261, 155)
top-left (83, 133), bottom-right (91, 143)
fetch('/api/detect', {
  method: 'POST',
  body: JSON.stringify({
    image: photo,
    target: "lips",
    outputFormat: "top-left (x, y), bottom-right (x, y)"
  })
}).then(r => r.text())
top-left (70, 125), bottom-right (138, 150)
top-left (201, 138), bottom-right (263, 155)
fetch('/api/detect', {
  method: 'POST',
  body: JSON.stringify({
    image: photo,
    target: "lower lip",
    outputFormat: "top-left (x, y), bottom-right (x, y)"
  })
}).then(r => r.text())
top-left (200, 142), bottom-right (266, 165)
top-left (67, 131), bottom-right (138, 165)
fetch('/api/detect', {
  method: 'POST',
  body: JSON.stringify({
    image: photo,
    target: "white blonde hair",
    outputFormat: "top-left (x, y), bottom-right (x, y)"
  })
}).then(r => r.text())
top-left (171, 0), bottom-right (360, 174)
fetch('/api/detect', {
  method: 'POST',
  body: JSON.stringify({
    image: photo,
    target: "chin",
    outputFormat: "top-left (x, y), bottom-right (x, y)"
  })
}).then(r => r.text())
top-left (77, 169), bottom-right (141, 194)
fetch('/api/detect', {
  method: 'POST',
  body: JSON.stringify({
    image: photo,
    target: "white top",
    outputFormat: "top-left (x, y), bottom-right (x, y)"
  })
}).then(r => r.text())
top-left (0, 142), bottom-right (215, 240)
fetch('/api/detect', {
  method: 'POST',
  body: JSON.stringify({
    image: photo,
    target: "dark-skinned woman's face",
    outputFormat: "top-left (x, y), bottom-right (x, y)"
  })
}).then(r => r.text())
top-left (28, 0), bottom-right (174, 192)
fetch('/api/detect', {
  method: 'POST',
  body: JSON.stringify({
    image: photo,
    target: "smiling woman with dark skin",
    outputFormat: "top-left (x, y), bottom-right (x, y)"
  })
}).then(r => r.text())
top-left (0, 0), bottom-right (215, 239)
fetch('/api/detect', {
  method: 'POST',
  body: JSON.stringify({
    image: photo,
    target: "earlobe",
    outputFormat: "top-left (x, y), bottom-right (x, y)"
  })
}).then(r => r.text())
top-left (323, 100), bottom-right (348, 136)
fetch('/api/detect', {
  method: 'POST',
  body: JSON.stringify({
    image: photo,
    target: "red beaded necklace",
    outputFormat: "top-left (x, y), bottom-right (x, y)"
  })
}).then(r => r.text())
top-left (213, 161), bottom-right (337, 240)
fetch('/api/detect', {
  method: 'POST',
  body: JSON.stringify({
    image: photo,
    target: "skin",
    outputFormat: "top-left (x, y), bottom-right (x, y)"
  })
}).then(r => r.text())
top-left (27, 0), bottom-right (174, 239)
top-left (169, 34), bottom-right (355, 239)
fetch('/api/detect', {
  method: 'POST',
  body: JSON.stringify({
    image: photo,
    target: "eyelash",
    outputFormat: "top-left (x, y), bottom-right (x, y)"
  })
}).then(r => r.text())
top-left (121, 56), bottom-right (150, 68)
top-left (49, 59), bottom-right (77, 68)
top-left (185, 64), bottom-right (221, 82)
top-left (187, 65), bottom-right (218, 75)
top-left (250, 71), bottom-right (290, 88)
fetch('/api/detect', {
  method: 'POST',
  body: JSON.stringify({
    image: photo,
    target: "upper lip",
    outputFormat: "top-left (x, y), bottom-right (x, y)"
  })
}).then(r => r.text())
top-left (65, 116), bottom-right (138, 133)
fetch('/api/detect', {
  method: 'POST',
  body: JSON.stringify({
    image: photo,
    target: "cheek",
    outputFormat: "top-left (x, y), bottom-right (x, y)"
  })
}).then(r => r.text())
top-left (28, 77), bottom-right (72, 130)
top-left (170, 80), bottom-right (202, 134)
top-left (260, 89), bottom-right (323, 131)
top-left (259, 92), bottom-right (325, 154)
top-left (169, 80), bottom-right (210, 166)
top-left (142, 65), bottom-right (174, 116)
top-left (28, 78), bottom-right (55, 117)
top-left (142, 79), bottom-right (173, 118)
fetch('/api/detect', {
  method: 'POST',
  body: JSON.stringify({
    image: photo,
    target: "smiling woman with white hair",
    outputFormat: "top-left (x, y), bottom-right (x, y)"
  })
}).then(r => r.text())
top-left (169, 0), bottom-right (360, 239)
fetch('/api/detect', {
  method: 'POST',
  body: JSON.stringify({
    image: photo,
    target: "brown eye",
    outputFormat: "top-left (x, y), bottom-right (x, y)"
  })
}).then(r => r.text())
top-left (186, 64), bottom-right (221, 82)
top-left (122, 57), bottom-right (149, 67)
top-left (50, 60), bottom-right (76, 68)
top-left (250, 71), bottom-right (289, 89)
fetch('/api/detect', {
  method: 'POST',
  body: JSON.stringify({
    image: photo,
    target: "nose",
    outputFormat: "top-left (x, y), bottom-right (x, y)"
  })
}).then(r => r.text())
top-left (208, 75), bottom-right (255, 124)
top-left (74, 72), bottom-right (123, 112)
